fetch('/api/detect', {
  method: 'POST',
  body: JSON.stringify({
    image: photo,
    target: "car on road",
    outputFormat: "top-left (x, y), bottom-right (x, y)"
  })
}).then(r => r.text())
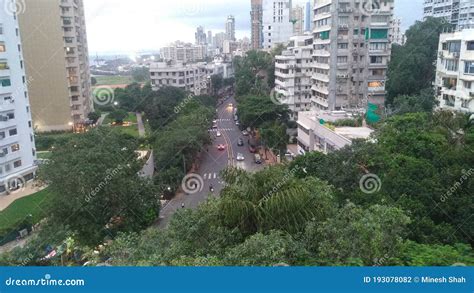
top-left (235, 121), bottom-right (240, 126)
top-left (254, 154), bottom-right (262, 164)
top-left (242, 130), bottom-right (249, 136)
top-left (217, 144), bottom-right (226, 151)
top-left (237, 138), bottom-right (244, 146)
top-left (216, 131), bottom-right (222, 137)
top-left (236, 153), bottom-right (245, 161)
top-left (248, 145), bottom-right (257, 153)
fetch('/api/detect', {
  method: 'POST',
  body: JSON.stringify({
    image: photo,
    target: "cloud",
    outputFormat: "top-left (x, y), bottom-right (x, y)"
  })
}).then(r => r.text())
top-left (84, 0), bottom-right (423, 54)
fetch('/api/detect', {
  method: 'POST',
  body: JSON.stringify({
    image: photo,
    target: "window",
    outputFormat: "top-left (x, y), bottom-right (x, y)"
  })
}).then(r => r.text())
top-left (11, 144), bottom-right (19, 152)
top-left (337, 56), bottom-right (348, 64)
top-left (369, 42), bottom-right (387, 51)
top-left (8, 128), bottom-right (17, 136)
top-left (445, 59), bottom-right (459, 71)
top-left (338, 43), bottom-right (348, 49)
top-left (464, 80), bottom-right (472, 89)
top-left (370, 56), bottom-right (383, 64)
top-left (0, 78), bottom-right (11, 87)
top-left (467, 41), bottom-right (474, 51)
top-left (6, 112), bottom-right (14, 120)
top-left (447, 41), bottom-right (461, 53)
top-left (465, 61), bottom-right (474, 75)
top-left (13, 160), bottom-right (22, 168)
top-left (370, 29), bottom-right (388, 39)
top-left (0, 43), bottom-right (5, 52)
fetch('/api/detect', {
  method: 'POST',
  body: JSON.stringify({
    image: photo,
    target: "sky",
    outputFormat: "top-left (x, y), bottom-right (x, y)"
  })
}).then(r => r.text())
top-left (84, 0), bottom-right (424, 55)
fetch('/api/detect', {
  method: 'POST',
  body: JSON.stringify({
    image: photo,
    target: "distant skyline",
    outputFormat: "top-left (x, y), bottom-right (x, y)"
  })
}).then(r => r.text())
top-left (84, 0), bottom-right (423, 55)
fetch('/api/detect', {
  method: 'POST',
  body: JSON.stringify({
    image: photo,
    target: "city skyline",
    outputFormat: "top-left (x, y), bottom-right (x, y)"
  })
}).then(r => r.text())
top-left (84, 0), bottom-right (423, 55)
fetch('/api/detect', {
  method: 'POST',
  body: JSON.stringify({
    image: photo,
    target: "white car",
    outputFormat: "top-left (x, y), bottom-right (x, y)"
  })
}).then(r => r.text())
top-left (216, 131), bottom-right (222, 137)
top-left (236, 153), bottom-right (245, 161)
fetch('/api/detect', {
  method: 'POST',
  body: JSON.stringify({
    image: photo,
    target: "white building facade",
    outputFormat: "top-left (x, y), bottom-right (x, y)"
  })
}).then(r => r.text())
top-left (311, 0), bottom-right (394, 111)
top-left (424, 0), bottom-right (474, 29)
top-left (0, 1), bottom-right (37, 194)
top-left (262, 0), bottom-right (294, 49)
top-left (275, 35), bottom-right (313, 120)
top-left (436, 28), bottom-right (474, 112)
top-left (297, 110), bottom-right (373, 155)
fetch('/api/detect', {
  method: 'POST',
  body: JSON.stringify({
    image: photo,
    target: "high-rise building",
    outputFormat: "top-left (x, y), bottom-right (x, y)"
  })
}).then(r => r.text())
top-left (18, 0), bottom-right (93, 132)
top-left (275, 35), bottom-right (314, 120)
top-left (214, 32), bottom-right (227, 51)
top-left (262, 0), bottom-right (293, 49)
top-left (195, 26), bottom-right (207, 45)
top-left (161, 43), bottom-right (207, 63)
top-left (291, 5), bottom-right (305, 36)
top-left (391, 18), bottom-right (405, 45)
top-left (251, 0), bottom-right (263, 49)
top-left (226, 15), bottom-right (236, 41)
top-left (207, 31), bottom-right (213, 47)
top-left (304, 1), bottom-right (312, 32)
top-left (423, 0), bottom-right (474, 29)
top-left (435, 28), bottom-right (474, 113)
top-left (311, 0), bottom-right (394, 111)
top-left (0, 0), bottom-right (37, 194)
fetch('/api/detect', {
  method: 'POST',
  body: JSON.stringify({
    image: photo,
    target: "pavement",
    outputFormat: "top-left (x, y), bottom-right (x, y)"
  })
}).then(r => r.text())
top-left (157, 96), bottom-right (265, 228)
top-left (136, 112), bottom-right (146, 137)
top-left (97, 113), bottom-right (109, 126)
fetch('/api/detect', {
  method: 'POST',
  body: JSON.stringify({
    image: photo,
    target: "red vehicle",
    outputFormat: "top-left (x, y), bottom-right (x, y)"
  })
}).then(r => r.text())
top-left (217, 144), bottom-right (226, 151)
top-left (248, 145), bottom-right (257, 153)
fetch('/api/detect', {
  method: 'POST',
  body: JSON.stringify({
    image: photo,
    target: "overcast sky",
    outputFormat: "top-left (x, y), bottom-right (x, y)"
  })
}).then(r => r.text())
top-left (84, 0), bottom-right (423, 55)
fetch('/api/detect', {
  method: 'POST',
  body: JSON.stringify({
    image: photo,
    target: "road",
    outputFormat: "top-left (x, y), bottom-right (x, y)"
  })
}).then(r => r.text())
top-left (157, 96), bottom-right (265, 228)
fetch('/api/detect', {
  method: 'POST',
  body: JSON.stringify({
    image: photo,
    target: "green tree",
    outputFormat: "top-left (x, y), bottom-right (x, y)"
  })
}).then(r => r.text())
top-left (313, 203), bottom-right (410, 266)
top-left (131, 66), bottom-right (150, 82)
top-left (87, 111), bottom-right (101, 123)
top-left (386, 17), bottom-right (452, 105)
top-left (391, 88), bottom-right (438, 115)
top-left (260, 121), bottom-right (289, 156)
top-left (39, 129), bottom-right (160, 245)
top-left (237, 95), bottom-right (290, 129)
top-left (109, 109), bottom-right (128, 124)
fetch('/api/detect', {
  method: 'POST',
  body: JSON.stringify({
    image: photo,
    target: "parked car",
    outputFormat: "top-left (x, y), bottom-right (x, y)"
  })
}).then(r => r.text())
top-left (236, 153), bottom-right (245, 161)
top-left (242, 130), bottom-right (249, 136)
top-left (216, 131), bottom-right (222, 137)
top-left (237, 138), bottom-right (244, 146)
top-left (217, 144), bottom-right (226, 151)
top-left (254, 154), bottom-right (262, 164)
top-left (235, 121), bottom-right (240, 126)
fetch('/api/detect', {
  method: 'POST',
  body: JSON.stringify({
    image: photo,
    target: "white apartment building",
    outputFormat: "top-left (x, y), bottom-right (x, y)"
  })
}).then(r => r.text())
top-left (160, 44), bottom-right (208, 63)
top-left (275, 35), bottom-right (313, 120)
top-left (0, 1), bottom-right (37, 194)
top-left (312, 0), bottom-right (394, 112)
top-left (436, 28), bottom-right (474, 112)
top-left (292, 5), bottom-right (305, 36)
top-left (297, 110), bottom-right (373, 155)
top-left (424, 0), bottom-right (474, 28)
top-left (262, 0), bottom-right (294, 49)
top-left (150, 61), bottom-right (234, 94)
top-left (391, 18), bottom-right (405, 45)
top-left (226, 15), bottom-right (236, 41)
